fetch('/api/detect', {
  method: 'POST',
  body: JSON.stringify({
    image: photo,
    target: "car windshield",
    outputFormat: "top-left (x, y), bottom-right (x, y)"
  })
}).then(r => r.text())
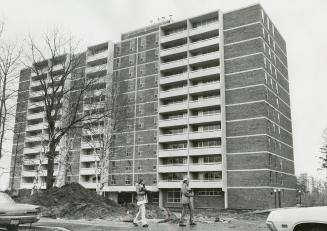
top-left (0, 192), bottom-right (15, 204)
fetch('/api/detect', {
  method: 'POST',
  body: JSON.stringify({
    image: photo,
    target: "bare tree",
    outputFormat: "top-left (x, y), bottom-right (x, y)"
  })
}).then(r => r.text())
top-left (24, 29), bottom-right (100, 189)
top-left (319, 129), bottom-right (327, 170)
top-left (0, 20), bottom-right (21, 159)
top-left (83, 74), bottom-right (127, 195)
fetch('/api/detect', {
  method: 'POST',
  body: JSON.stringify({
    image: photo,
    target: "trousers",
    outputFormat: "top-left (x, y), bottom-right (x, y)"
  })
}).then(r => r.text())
top-left (179, 203), bottom-right (194, 224)
top-left (133, 203), bottom-right (147, 225)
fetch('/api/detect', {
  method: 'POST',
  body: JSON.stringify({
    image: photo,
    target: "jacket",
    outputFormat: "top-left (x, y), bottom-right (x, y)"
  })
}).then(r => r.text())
top-left (136, 183), bottom-right (148, 204)
top-left (181, 182), bottom-right (193, 204)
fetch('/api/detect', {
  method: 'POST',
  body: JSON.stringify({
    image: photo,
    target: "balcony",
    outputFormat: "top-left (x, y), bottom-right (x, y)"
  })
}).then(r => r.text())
top-left (158, 133), bottom-right (188, 143)
top-left (161, 30), bottom-right (188, 44)
top-left (189, 113), bottom-right (221, 124)
top-left (21, 170), bottom-right (48, 177)
top-left (26, 123), bottom-right (44, 132)
top-left (159, 117), bottom-right (188, 127)
top-left (160, 58), bottom-right (188, 71)
top-left (80, 182), bottom-right (97, 189)
top-left (158, 164), bottom-right (188, 173)
top-left (80, 168), bottom-right (100, 175)
top-left (189, 163), bottom-right (222, 172)
top-left (160, 72), bottom-right (188, 85)
top-left (189, 130), bottom-right (222, 140)
top-left (189, 146), bottom-right (222, 156)
top-left (189, 179), bottom-right (222, 188)
top-left (189, 81), bottom-right (220, 94)
top-left (158, 149), bottom-right (188, 158)
top-left (189, 97), bottom-right (221, 109)
top-left (26, 112), bottom-right (44, 120)
top-left (160, 44), bottom-right (188, 57)
top-left (189, 66), bottom-right (220, 80)
top-left (86, 64), bottom-right (107, 73)
top-left (82, 127), bottom-right (104, 136)
top-left (20, 183), bottom-right (46, 190)
top-left (160, 87), bottom-right (188, 99)
top-left (81, 141), bottom-right (102, 149)
top-left (28, 101), bottom-right (44, 110)
top-left (157, 180), bottom-right (183, 188)
top-left (159, 101), bottom-right (188, 113)
top-left (189, 37), bottom-right (220, 51)
top-left (189, 52), bottom-right (220, 65)
top-left (80, 154), bottom-right (100, 162)
top-left (189, 22), bottom-right (219, 37)
top-left (24, 146), bottom-right (60, 155)
top-left (87, 50), bottom-right (108, 62)
top-left (25, 134), bottom-right (48, 143)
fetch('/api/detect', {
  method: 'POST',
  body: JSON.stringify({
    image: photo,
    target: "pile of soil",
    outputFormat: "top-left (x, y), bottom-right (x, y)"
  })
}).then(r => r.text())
top-left (14, 183), bottom-right (125, 220)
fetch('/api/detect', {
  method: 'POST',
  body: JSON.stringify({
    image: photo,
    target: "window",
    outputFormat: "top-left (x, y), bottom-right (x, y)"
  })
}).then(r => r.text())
top-left (264, 73), bottom-right (268, 84)
top-left (140, 52), bottom-right (146, 62)
top-left (129, 55), bottom-right (135, 65)
top-left (153, 135), bottom-right (157, 142)
top-left (167, 191), bottom-right (181, 203)
top-left (140, 37), bottom-right (146, 48)
top-left (280, 160), bottom-right (283, 169)
top-left (125, 161), bottom-right (132, 171)
top-left (139, 78), bottom-right (145, 88)
top-left (138, 136), bottom-right (143, 143)
top-left (198, 189), bottom-right (222, 196)
top-left (264, 57), bottom-right (267, 68)
top-left (276, 98), bottom-right (279, 108)
top-left (269, 171), bottom-right (272, 184)
top-left (128, 81), bottom-right (134, 91)
top-left (138, 162), bottom-right (143, 171)
top-left (138, 119), bottom-right (144, 128)
top-left (115, 44), bottom-right (121, 56)
top-left (263, 43), bottom-right (266, 52)
top-left (153, 117), bottom-right (157, 126)
top-left (204, 172), bottom-right (221, 180)
top-left (111, 161), bottom-right (116, 170)
top-left (154, 49), bottom-right (159, 58)
top-left (130, 40), bottom-right (136, 51)
top-left (267, 17), bottom-right (270, 30)
top-left (129, 68), bottom-right (134, 77)
top-left (110, 175), bottom-right (116, 185)
top-left (126, 150), bottom-right (131, 157)
top-left (277, 113), bottom-right (280, 122)
top-left (125, 176), bottom-right (131, 185)
top-left (138, 105), bottom-right (144, 114)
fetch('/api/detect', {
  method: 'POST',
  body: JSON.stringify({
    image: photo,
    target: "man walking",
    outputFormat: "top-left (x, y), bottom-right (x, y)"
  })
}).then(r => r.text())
top-left (133, 179), bottom-right (149, 228)
top-left (179, 177), bottom-right (196, 227)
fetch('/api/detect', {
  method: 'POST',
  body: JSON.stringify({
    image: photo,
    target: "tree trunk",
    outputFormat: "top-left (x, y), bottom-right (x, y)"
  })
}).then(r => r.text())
top-left (46, 143), bottom-right (56, 189)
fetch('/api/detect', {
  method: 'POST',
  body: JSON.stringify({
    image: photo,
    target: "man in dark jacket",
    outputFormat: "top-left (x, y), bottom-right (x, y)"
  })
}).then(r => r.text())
top-left (179, 177), bottom-right (196, 227)
top-left (133, 179), bottom-right (149, 227)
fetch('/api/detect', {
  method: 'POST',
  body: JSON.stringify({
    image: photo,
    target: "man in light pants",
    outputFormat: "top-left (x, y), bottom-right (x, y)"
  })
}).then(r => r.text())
top-left (133, 179), bottom-right (149, 228)
top-left (179, 177), bottom-right (196, 227)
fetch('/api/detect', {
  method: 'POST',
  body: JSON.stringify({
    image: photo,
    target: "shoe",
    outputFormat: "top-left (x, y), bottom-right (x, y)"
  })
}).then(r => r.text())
top-left (142, 224), bottom-right (149, 228)
top-left (190, 222), bottom-right (197, 226)
top-left (133, 222), bottom-right (138, 227)
top-left (179, 223), bottom-right (186, 227)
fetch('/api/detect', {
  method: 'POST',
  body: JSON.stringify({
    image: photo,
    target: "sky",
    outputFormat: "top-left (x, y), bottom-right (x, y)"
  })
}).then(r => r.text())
top-left (0, 0), bottom-right (327, 189)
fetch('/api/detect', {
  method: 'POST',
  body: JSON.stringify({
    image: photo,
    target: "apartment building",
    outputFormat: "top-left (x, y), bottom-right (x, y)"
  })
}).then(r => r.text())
top-left (10, 4), bottom-right (296, 209)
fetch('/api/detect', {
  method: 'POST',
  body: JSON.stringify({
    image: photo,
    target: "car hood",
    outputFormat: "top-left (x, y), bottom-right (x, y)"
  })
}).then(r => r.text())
top-left (0, 203), bottom-right (40, 212)
top-left (267, 206), bottom-right (327, 223)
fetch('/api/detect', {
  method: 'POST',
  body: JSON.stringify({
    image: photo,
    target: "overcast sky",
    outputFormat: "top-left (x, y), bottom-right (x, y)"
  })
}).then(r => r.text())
top-left (0, 0), bottom-right (327, 189)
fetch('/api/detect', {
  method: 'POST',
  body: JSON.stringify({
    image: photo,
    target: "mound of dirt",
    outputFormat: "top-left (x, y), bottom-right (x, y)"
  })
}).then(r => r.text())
top-left (14, 183), bottom-right (125, 220)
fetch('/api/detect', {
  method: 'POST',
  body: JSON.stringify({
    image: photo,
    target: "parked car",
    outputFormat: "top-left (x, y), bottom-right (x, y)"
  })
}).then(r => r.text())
top-left (266, 206), bottom-right (327, 231)
top-left (0, 192), bottom-right (40, 230)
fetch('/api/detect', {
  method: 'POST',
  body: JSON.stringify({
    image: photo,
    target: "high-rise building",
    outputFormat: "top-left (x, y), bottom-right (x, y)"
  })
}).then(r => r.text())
top-left (10, 4), bottom-right (296, 209)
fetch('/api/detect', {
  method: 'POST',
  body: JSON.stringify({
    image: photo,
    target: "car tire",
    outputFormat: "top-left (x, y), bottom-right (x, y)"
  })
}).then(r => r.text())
top-left (294, 223), bottom-right (327, 231)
